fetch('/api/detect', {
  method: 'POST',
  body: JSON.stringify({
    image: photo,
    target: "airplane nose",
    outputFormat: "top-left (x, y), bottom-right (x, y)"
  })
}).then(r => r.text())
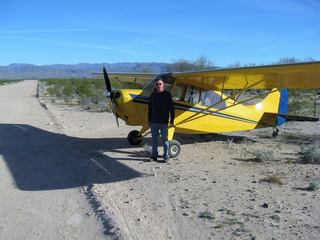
top-left (114, 91), bottom-right (121, 100)
top-left (113, 91), bottom-right (123, 105)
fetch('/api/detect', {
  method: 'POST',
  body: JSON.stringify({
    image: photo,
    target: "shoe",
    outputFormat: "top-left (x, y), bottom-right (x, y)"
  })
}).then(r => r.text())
top-left (150, 156), bottom-right (157, 162)
top-left (163, 156), bottom-right (169, 163)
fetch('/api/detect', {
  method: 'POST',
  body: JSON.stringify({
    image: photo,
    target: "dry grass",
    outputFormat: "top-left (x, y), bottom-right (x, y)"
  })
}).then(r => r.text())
top-left (251, 149), bottom-right (276, 162)
top-left (198, 210), bottom-right (215, 220)
top-left (299, 145), bottom-right (320, 164)
top-left (259, 175), bottom-right (284, 185)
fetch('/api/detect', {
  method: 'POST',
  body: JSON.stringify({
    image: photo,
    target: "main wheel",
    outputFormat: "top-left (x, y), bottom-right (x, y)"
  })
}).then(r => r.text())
top-left (169, 140), bottom-right (181, 158)
top-left (127, 130), bottom-right (142, 145)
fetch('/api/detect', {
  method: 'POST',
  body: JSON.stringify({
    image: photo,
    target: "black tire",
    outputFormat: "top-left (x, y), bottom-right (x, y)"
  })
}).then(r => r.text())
top-left (169, 140), bottom-right (181, 158)
top-left (127, 130), bottom-right (142, 145)
top-left (272, 131), bottom-right (278, 138)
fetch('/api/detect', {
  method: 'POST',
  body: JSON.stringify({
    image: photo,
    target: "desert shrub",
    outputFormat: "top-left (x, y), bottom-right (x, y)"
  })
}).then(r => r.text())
top-left (288, 89), bottom-right (318, 116)
top-left (62, 83), bottom-right (74, 98)
top-left (40, 78), bottom-right (110, 111)
top-left (198, 211), bottom-right (215, 220)
top-left (308, 182), bottom-right (319, 191)
top-left (47, 87), bottom-right (58, 96)
top-left (299, 145), bottom-right (320, 164)
top-left (251, 149), bottom-right (275, 162)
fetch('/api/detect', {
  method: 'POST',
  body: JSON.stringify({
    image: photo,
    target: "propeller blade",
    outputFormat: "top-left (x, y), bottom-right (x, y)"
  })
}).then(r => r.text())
top-left (103, 68), bottom-right (119, 127)
top-left (107, 99), bottom-right (119, 128)
top-left (111, 100), bottom-right (120, 128)
top-left (115, 114), bottom-right (120, 128)
top-left (103, 67), bottom-right (112, 93)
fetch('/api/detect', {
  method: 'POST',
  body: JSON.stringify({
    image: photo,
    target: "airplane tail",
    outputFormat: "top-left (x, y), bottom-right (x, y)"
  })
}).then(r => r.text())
top-left (259, 88), bottom-right (318, 125)
top-left (276, 88), bottom-right (288, 126)
top-left (258, 88), bottom-right (288, 126)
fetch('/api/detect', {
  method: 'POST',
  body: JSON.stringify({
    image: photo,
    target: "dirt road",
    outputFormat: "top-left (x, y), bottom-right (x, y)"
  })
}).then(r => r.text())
top-left (1, 80), bottom-right (319, 240)
top-left (0, 81), bottom-right (108, 240)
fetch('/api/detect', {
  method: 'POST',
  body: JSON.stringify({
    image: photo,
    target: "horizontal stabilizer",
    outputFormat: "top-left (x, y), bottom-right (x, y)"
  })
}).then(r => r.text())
top-left (279, 114), bottom-right (319, 122)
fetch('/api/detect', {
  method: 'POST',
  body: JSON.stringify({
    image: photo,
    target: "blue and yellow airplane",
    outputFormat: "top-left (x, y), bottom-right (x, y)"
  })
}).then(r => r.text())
top-left (102, 61), bottom-right (320, 157)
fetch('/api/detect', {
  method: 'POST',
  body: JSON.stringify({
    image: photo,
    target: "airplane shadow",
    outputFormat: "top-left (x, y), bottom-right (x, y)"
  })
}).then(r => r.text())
top-left (0, 124), bottom-right (255, 191)
top-left (174, 132), bottom-right (256, 144)
top-left (0, 124), bottom-right (143, 191)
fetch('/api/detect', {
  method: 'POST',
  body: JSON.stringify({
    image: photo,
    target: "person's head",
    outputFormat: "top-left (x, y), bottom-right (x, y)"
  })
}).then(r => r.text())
top-left (154, 78), bottom-right (164, 93)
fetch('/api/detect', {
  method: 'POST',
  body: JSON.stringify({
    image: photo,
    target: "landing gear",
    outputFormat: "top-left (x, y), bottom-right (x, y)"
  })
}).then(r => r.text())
top-left (169, 140), bottom-right (181, 158)
top-left (272, 128), bottom-right (279, 138)
top-left (127, 130), bottom-right (142, 145)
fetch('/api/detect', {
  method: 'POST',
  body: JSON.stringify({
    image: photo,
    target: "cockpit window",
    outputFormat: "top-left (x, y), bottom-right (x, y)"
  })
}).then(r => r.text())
top-left (142, 74), bottom-right (175, 95)
top-left (200, 91), bottom-right (226, 109)
top-left (185, 86), bottom-right (201, 104)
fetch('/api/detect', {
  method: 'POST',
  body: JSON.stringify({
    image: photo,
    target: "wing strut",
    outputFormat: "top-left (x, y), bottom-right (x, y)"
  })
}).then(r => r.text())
top-left (175, 88), bottom-right (279, 127)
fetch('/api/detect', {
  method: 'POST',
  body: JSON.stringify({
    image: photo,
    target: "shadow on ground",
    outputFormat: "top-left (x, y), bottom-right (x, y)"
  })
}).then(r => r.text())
top-left (0, 124), bottom-right (143, 191)
top-left (0, 124), bottom-right (257, 191)
top-left (174, 133), bottom-right (256, 144)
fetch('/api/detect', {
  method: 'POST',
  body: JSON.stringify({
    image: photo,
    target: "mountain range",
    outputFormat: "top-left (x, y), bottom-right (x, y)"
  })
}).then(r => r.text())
top-left (0, 63), bottom-right (173, 80)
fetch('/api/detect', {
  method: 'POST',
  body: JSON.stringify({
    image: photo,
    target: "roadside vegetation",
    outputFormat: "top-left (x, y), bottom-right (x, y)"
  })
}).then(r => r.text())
top-left (39, 78), bottom-right (110, 111)
top-left (0, 80), bottom-right (22, 85)
top-left (38, 77), bottom-right (144, 112)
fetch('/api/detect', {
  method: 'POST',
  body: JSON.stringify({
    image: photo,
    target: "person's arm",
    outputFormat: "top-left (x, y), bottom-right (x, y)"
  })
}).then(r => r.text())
top-left (148, 94), bottom-right (152, 123)
top-left (168, 92), bottom-right (175, 125)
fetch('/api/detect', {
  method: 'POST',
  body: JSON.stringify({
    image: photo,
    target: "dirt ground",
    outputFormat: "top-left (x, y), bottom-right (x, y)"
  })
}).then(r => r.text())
top-left (0, 81), bottom-right (107, 240)
top-left (1, 80), bottom-right (319, 240)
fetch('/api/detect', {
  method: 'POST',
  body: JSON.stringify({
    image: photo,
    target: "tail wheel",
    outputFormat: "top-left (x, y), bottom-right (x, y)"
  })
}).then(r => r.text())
top-left (272, 128), bottom-right (279, 138)
top-left (169, 140), bottom-right (181, 158)
top-left (127, 130), bottom-right (142, 145)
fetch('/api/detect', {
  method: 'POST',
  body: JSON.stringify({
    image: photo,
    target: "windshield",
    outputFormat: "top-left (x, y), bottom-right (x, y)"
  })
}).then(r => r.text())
top-left (142, 73), bottom-right (175, 96)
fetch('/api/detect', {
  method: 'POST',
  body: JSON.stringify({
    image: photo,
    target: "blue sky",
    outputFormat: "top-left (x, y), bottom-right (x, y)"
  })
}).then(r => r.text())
top-left (0, 0), bottom-right (319, 66)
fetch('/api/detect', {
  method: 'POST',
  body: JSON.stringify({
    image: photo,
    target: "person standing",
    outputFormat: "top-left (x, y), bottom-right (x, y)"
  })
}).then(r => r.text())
top-left (148, 78), bottom-right (175, 162)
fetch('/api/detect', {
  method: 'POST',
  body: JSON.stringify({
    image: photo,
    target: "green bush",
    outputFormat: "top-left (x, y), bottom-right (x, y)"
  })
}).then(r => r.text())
top-left (251, 149), bottom-right (276, 162)
top-left (300, 145), bottom-right (320, 164)
top-left (41, 78), bottom-right (112, 111)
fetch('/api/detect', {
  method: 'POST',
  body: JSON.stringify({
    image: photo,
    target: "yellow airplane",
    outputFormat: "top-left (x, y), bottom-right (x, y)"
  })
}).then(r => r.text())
top-left (103, 61), bottom-right (320, 157)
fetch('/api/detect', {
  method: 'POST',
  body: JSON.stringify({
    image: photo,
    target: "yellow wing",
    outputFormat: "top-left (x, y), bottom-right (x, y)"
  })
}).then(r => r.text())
top-left (173, 61), bottom-right (320, 90)
top-left (108, 72), bottom-right (156, 82)
top-left (94, 72), bottom-right (157, 88)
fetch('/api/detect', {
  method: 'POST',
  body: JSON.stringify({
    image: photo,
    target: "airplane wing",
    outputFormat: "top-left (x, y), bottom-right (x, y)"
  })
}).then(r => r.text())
top-left (173, 61), bottom-right (320, 90)
top-left (94, 72), bottom-right (157, 88)
top-left (94, 72), bottom-right (156, 81)
top-left (108, 72), bottom-right (157, 81)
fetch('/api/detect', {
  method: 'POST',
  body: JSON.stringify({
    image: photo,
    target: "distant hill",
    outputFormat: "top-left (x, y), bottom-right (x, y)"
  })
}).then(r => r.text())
top-left (0, 63), bottom-right (173, 80)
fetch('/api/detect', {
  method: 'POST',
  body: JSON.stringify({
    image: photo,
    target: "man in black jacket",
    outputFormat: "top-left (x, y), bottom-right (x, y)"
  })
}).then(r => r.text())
top-left (148, 78), bottom-right (175, 162)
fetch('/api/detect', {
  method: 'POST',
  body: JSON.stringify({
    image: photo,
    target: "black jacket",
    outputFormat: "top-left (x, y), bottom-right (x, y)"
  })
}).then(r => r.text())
top-left (148, 90), bottom-right (175, 124)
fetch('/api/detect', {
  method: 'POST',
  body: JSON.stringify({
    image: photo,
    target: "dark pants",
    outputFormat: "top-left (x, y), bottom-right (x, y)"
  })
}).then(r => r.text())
top-left (150, 123), bottom-right (169, 158)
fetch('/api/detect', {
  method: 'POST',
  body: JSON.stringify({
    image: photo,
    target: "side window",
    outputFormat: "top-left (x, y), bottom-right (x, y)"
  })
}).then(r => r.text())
top-left (201, 91), bottom-right (226, 109)
top-left (185, 86), bottom-right (201, 104)
top-left (171, 83), bottom-right (187, 101)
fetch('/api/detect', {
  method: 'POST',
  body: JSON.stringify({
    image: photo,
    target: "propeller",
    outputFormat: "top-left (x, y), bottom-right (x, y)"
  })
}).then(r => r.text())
top-left (103, 67), bottom-right (119, 127)
top-left (103, 67), bottom-right (112, 93)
